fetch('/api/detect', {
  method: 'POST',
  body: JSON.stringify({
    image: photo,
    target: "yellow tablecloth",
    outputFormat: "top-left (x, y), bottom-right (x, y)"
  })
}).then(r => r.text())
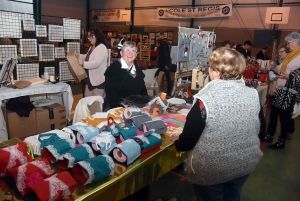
top-left (0, 125), bottom-right (187, 201)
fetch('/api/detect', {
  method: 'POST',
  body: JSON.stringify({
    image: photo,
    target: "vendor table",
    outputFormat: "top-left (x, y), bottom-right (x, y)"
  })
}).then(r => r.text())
top-left (0, 82), bottom-right (73, 142)
top-left (0, 130), bottom-right (187, 201)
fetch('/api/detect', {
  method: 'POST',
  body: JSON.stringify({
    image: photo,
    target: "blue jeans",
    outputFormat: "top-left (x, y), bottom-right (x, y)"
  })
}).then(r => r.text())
top-left (193, 174), bottom-right (250, 201)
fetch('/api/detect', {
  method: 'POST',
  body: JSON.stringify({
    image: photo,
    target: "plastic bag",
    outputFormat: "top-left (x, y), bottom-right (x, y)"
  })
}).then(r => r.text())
top-left (151, 79), bottom-right (158, 87)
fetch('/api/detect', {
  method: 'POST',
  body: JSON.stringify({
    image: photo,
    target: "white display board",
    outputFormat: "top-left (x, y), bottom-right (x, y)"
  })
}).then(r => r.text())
top-left (67, 42), bottom-right (80, 54)
top-left (63, 18), bottom-right (81, 40)
top-left (0, 45), bottom-right (17, 64)
top-left (0, 11), bottom-right (22, 38)
top-left (16, 63), bottom-right (39, 80)
top-left (20, 39), bottom-right (38, 57)
top-left (59, 61), bottom-right (76, 81)
top-left (39, 44), bottom-right (55, 61)
top-left (23, 19), bottom-right (35, 31)
top-left (48, 24), bottom-right (63, 42)
top-left (55, 47), bottom-right (66, 59)
top-left (36, 25), bottom-right (47, 37)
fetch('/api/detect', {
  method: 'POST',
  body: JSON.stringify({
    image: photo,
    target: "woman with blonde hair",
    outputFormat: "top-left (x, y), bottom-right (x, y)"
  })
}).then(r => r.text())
top-left (171, 47), bottom-right (264, 201)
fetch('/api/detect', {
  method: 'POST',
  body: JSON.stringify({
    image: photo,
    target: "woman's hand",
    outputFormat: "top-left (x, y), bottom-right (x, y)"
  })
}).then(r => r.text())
top-left (277, 72), bottom-right (289, 80)
top-left (78, 58), bottom-right (83, 66)
top-left (267, 61), bottom-right (276, 70)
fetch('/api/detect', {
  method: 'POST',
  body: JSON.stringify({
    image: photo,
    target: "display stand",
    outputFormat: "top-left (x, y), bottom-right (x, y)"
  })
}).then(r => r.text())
top-left (172, 25), bottom-right (216, 95)
top-left (0, 57), bottom-right (17, 88)
top-left (139, 38), bottom-right (150, 62)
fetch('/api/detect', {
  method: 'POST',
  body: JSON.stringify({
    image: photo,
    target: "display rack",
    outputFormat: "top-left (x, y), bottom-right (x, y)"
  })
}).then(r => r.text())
top-left (172, 25), bottom-right (216, 97)
top-left (139, 38), bottom-right (150, 62)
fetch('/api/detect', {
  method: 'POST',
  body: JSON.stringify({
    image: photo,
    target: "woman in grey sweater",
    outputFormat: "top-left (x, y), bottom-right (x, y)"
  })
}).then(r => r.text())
top-left (171, 47), bottom-right (264, 201)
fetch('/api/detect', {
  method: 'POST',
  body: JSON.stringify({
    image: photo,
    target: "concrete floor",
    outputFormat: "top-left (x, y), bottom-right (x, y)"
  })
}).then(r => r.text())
top-left (147, 110), bottom-right (300, 201)
top-left (70, 83), bottom-right (300, 201)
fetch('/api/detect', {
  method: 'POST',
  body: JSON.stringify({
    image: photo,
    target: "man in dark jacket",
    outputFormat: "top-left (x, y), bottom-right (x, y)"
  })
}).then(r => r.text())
top-left (155, 32), bottom-right (172, 96)
top-left (236, 40), bottom-right (253, 59)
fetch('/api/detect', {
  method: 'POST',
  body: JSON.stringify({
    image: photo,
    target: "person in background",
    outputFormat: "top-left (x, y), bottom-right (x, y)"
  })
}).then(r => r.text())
top-left (155, 32), bottom-right (172, 96)
top-left (105, 41), bottom-right (148, 109)
top-left (170, 47), bottom-right (263, 201)
top-left (256, 45), bottom-right (270, 60)
top-left (269, 43), bottom-right (289, 83)
top-left (78, 27), bottom-right (108, 97)
top-left (221, 40), bottom-right (231, 48)
top-left (236, 40), bottom-right (253, 59)
top-left (233, 43), bottom-right (241, 50)
top-left (262, 31), bottom-right (300, 148)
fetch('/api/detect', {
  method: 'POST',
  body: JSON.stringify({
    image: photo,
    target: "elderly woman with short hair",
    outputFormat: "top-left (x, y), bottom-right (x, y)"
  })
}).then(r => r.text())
top-left (263, 31), bottom-right (300, 147)
top-left (104, 41), bottom-right (148, 109)
top-left (170, 47), bottom-right (264, 201)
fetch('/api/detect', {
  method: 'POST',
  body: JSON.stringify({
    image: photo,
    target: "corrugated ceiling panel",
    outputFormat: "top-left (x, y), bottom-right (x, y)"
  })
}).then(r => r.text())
top-left (90, 0), bottom-right (131, 10)
top-left (134, 9), bottom-right (190, 27)
top-left (135, 0), bottom-right (192, 7)
top-left (279, 6), bottom-right (300, 30)
top-left (193, 6), bottom-right (270, 29)
top-left (1, 1), bottom-right (33, 14)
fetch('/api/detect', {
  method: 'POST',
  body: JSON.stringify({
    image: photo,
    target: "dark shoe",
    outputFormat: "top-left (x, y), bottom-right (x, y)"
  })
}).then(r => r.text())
top-left (260, 134), bottom-right (274, 142)
top-left (268, 139), bottom-right (285, 149)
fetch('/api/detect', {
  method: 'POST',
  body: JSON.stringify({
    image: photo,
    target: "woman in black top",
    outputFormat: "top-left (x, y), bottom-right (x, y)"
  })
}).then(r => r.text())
top-left (104, 41), bottom-right (148, 108)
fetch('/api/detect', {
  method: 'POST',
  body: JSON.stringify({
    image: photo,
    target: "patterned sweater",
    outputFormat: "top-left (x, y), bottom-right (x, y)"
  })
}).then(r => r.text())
top-left (180, 79), bottom-right (263, 186)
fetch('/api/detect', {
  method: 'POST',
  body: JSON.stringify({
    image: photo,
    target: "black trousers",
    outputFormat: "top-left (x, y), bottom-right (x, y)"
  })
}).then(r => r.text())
top-left (267, 105), bottom-right (294, 140)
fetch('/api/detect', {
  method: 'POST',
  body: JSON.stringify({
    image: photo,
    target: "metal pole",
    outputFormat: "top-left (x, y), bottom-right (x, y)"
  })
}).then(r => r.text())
top-left (33, 0), bottom-right (41, 25)
top-left (86, 0), bottom-right (90, 30)
top-left (190, 0), bottom-right (195, 28)
top-left (130, 0), bottom-right (135, 32)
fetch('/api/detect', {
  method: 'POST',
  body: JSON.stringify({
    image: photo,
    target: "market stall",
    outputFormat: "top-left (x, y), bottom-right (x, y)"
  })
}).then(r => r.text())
top-left (0, 103), bottom-right (188, 201)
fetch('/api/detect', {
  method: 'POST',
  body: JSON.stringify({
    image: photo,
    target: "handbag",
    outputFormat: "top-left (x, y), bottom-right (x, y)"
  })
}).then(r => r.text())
top-left (121, 95), bottom-right (151, 108)
top-left (292, 102), bottom-right (300, 119)
top-left (272, 86), bottom-right (297, 111)
top-left (151, 79), bottom-right (158, 87)
top-left (268, 80), bottom-right (277, 96)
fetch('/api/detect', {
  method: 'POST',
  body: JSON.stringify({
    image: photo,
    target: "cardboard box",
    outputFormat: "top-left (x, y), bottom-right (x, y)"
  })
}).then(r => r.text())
top-left (66, 52), bottom-right (88, 82)
top-left (5, 109), bottom-right (37, 139)
top-left (35, 103), bottom-right (66, 134)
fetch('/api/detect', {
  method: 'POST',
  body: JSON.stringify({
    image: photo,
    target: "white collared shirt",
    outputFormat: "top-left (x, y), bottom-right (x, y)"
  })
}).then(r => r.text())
top-left (120, 58), bottom-right (136, 75)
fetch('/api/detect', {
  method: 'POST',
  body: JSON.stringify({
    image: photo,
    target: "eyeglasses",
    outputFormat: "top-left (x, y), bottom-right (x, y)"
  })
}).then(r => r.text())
top-left (278, 50), bottom-right (286, 54)
top-left (286, 41), bottom-right (294, 45)
top-left (123, 49), bottom-right (137, 53)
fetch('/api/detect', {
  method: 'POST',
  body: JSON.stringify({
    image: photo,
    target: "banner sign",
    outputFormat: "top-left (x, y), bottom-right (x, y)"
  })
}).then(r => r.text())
top-left (92, 9), bottom-right (131, 22)
top-left (157, 4), bottom-right (232, 18)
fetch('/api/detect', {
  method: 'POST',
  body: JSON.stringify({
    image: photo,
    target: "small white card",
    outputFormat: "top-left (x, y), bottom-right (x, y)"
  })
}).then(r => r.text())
top-left (94, 112), bottom-right (108, 119)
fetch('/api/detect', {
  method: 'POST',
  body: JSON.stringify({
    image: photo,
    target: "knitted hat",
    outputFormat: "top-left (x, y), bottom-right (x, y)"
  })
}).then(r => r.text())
top-left (72, 155), bottom-right (115, 185)
top-left (0, 142), bottom-right (33, 178)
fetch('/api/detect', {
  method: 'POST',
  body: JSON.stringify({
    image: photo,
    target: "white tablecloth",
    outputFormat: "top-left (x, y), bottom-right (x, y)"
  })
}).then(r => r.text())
top-left (0, 82), bottom-right (73, 142)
